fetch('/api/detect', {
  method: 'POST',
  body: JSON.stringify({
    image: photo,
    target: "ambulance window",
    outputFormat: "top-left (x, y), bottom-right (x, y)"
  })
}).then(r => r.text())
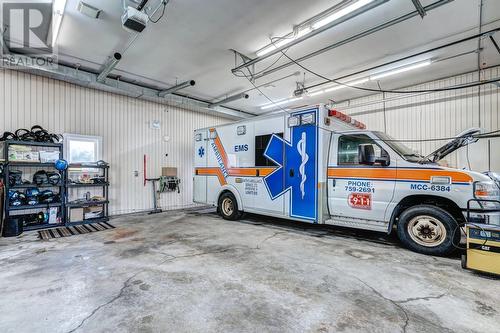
top-left (338, 135), bottom-right (381, 165)
top-left (255, 133), bottom-right (283, 166)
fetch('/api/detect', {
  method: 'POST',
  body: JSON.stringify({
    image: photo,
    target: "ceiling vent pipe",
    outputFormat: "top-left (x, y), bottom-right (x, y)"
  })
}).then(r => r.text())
top-left (209, 93), bottom-right (249, 108)
top-left (158, 80), bottom-right (196, 97)
top-left (97, 52), bottom-right (122, 82)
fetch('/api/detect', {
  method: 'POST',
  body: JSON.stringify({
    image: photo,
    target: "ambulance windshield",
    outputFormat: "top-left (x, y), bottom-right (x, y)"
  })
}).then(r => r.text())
top-left (374, 132), bottom-right (431, 163)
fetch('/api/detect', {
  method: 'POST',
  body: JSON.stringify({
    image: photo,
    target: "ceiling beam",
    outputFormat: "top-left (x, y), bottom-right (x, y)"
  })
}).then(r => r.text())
top-left (410, 0), bottom-right (427, 18)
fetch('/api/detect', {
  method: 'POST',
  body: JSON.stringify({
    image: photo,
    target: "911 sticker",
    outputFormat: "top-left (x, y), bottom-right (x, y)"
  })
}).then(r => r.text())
top-left (410, 184), bottom-right (451, 192)
top-left (348, 193), bottom-right (372, 210)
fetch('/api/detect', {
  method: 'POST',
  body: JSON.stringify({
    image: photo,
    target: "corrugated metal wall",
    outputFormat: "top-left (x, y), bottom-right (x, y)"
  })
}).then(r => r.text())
top-left (0, 68), bottom-right (228, 215)
top-left (335, 66), bottom-right (500, 171)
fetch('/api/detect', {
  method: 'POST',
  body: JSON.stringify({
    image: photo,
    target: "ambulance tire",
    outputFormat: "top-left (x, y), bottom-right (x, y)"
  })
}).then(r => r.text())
top-left (397, 205), bottom-right (459, 256)
top-left (218, 192), bottom-right (242, 221)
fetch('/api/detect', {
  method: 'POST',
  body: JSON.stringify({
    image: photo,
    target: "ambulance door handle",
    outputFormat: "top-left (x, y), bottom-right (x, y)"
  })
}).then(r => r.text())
top-left (331, 179), bottom-right (336, 187)
top-left (289, 168), bottom-right (295, 177)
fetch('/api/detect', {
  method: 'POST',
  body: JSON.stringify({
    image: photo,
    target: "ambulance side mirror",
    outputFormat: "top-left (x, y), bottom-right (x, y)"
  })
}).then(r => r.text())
top-left (358, 144), bottom-right (390, 166)
top-left (377, 149), bottom-right (391, 166)
top-left (358, 144), bottom-right (375, 165)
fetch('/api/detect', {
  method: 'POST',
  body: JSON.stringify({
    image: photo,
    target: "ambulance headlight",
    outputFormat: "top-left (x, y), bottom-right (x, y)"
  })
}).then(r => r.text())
top-left (474, 181), bottom-right (500, 200)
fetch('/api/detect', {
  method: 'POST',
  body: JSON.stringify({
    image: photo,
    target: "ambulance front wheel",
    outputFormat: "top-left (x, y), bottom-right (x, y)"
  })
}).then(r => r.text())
top-left (396, 205), bottom-right (459, 256)
top-left (218, 192), bottom-right (242, 221)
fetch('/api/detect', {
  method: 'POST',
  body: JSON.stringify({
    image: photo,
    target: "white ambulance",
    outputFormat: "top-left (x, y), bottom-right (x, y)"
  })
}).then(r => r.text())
top-left (193, 104), bottom-right (500, 256)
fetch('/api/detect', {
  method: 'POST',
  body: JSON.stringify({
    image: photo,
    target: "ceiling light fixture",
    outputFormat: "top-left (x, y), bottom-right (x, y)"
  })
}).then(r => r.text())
top-left (312, 0), bottom-right (375, 30)
top-left (255, 0), bottom-right (376, 57)
top-left (370, 60), bottom-right (432, 80)
top-left (51, 0), bottom-right (67, 47)
top-left (260, 97), bottom-right (303, 110)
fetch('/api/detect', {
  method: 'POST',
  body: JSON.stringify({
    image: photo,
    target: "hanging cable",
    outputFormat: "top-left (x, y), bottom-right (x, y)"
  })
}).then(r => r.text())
top-left (257, 27), bottom-right (500, 94)
top-left (147, 0), bottom-right (169, 23)
top-left (273, 39), bottom-right (500, 94)
top-left (234, 67), bottom-right (291, 114)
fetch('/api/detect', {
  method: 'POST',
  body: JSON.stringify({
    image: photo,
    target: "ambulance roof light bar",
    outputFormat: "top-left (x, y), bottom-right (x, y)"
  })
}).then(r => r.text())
top-left (328, 109), bottom-right (366, 129)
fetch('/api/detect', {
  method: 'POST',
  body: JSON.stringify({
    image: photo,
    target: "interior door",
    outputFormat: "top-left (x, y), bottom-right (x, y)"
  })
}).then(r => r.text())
top-left (193, 130), bottom-right (208, 203)
top-left (328, 133), bottom-right (395, 224)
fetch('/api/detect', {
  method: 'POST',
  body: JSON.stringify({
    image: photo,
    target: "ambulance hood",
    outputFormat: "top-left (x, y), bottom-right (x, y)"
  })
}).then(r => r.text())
top-left (427, 128), bottom-right (482, 163)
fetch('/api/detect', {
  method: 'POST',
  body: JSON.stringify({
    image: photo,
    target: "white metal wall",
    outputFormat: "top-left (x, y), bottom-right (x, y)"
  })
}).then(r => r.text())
top-left (0, 69), bottom-right (227, 215)
top-left (335, 66), bottom-right (500, 171)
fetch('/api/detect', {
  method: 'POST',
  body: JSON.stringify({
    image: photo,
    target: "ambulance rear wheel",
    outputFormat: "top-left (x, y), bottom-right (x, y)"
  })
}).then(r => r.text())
top-left (218, 192), bottom-right (241, 221)
top-left (397, 205), bottom-right (459, 256)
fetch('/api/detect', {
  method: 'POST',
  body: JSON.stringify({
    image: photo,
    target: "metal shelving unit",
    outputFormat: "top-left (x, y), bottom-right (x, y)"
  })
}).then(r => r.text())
top-left (2, 140), bottom-right (66, 231)
top-left (65, 163), bottom-right (109, 226)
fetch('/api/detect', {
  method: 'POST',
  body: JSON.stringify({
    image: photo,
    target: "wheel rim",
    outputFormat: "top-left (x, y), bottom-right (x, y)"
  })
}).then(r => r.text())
top-left (407, 215), bottom-right (447, 247)
top-left (221, 197), bottom-right (234, 216)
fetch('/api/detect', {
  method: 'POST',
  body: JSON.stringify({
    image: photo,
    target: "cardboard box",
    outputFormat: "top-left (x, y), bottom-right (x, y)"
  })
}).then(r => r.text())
top-left (162, 167), bottom-right (177, 177)
top-left (39, 151), bottom-right (60, 163)
top-left (84, 206), bottom-right (103, 219)
top-left (84, 206), bottom-right (103, 214)
top-left (69, 208), bottom-right (84, 222)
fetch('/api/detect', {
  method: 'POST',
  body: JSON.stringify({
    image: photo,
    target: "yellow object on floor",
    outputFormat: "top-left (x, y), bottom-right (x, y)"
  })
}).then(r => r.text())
top-left (462, 224), bottom-right (500, 276)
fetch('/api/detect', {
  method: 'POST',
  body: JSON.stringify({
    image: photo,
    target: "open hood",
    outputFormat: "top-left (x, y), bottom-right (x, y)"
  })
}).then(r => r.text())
top-left (427, 128), bottom-right (482, 163)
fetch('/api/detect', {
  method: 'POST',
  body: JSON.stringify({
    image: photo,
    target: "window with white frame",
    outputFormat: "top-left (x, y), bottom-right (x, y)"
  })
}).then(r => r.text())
top-left (64, 134), bottom-right (102, 163)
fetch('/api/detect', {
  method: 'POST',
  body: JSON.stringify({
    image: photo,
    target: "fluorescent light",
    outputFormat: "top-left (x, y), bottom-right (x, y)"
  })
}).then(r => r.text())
top-left (260, 97), bottom-right (303, 110)
top-left (308, 90), bottom-right (325, 97)
top-left (371, 60), bottom-right (432, 80)
top-left (299, 59), bottom-right (432, 101)
top-left (349, 78), bottom-right (370, 85)
top-left (51, 0), bottom-right (67, 47)
top-left (255, 0), bottom-right (375, 57)
top-left (312, 0), bottom-right (375, 30)
top-left (323, 78), bottom-right (369, 93)
top-left (324, 86), bottom-right (343, 93)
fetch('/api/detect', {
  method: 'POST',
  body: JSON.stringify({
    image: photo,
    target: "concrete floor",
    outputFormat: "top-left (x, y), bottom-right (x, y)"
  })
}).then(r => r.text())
top-left (0, 209), bottom-right (499, 333)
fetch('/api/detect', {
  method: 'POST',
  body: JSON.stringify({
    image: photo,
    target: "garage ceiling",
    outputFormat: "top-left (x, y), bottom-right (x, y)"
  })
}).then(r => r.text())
top-left (52, 0), bottom-right (500, 114)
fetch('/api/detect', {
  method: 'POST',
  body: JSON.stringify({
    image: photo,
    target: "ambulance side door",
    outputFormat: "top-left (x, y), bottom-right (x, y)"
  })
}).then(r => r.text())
top-left (327, 133), bottom-right (396, 224)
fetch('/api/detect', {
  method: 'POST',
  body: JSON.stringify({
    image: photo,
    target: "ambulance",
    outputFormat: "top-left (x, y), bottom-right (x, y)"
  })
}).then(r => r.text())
top-left (193, 104), bottom-right (500, 256)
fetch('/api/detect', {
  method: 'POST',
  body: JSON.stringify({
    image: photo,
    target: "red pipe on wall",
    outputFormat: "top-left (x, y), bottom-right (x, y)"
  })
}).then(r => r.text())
top-left (143, 154), bottom-right (147, 187)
